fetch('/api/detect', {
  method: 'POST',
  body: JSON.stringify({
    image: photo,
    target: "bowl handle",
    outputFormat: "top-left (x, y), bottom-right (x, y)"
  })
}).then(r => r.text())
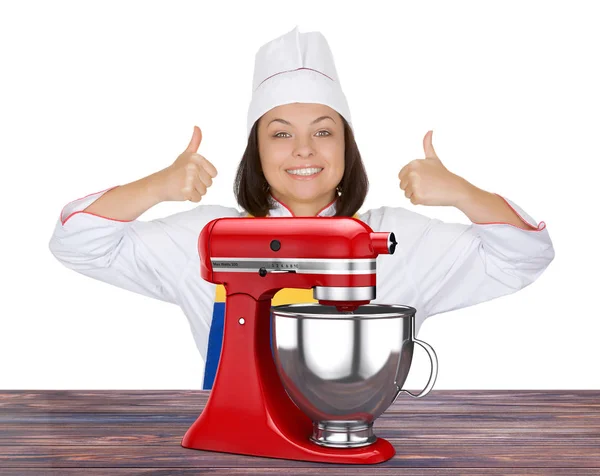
top-left (394, 338), bottom-right (439, 400)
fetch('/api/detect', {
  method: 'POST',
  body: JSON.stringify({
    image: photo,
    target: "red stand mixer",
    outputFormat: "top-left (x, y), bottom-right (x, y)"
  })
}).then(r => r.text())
top-left (181, 216), bottom-right (399, 464)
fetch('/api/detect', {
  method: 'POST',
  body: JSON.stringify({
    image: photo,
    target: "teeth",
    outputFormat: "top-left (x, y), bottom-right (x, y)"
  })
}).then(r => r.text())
top-left (286, 167), bottom-right (323, 176)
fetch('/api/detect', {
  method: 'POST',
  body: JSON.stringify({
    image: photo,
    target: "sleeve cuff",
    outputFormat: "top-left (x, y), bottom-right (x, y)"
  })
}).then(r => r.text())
top-left (471, 194), bottom-right (554, 260)
top-left (60, 186), bottom-right (132, 225)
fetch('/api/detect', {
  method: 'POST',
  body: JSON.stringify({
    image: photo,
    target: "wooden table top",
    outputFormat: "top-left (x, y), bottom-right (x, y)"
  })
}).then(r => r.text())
top-left (1, 390), bottom-right (599, 474)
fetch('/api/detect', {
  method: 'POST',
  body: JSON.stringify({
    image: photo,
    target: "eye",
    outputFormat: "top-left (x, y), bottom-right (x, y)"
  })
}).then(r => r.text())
top-left (273, 130), bottom-right (331, 138)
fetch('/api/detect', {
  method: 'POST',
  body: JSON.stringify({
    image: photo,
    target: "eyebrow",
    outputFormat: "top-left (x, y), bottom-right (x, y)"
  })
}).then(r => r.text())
top-left (268, 115), bottom-right (336, 127)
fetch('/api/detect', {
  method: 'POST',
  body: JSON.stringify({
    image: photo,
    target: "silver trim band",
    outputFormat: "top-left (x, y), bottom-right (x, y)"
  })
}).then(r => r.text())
top-left (210, 258), bottom-right (376, 275)
top-left (313, 286), bottom-right (376, 301)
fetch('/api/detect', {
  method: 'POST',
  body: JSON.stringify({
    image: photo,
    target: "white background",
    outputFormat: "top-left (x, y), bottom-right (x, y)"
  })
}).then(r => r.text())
top-left (1, 1), bottom-right (597, 390)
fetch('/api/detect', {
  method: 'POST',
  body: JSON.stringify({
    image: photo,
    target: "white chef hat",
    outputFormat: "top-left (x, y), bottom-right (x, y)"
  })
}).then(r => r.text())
top-left (246, 25), bottom-right (354, 140)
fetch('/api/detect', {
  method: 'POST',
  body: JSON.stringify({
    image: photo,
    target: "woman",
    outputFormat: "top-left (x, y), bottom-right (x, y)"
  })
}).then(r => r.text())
top-left (48, 27), bottom-right (555, 390)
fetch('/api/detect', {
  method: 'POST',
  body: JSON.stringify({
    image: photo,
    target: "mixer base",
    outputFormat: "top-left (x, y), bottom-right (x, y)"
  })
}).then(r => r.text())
top-left (182, 427), bottom-right (395, 464)
top-left (182, 404), bottom-right (395, 464)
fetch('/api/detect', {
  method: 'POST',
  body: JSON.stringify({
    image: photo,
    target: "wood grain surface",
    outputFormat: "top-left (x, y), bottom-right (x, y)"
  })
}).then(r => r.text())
top-left (1, 390), bottom-right (599, 474)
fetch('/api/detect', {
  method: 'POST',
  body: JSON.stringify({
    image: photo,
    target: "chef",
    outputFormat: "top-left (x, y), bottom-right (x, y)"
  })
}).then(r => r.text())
top-left (49, 26), bottom-right (555, 390)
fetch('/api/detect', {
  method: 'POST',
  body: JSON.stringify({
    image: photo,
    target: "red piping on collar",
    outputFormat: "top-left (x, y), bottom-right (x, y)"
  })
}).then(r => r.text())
top-left (269, 193), bottom-right (337, 217)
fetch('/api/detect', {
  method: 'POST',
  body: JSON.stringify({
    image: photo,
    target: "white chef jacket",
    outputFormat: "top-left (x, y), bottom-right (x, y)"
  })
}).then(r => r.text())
top-left (48, 186), bottom-right (555, 388)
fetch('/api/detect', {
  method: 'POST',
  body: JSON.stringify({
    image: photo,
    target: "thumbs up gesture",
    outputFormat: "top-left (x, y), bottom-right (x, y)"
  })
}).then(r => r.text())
top-left (156, 126), bottom-right (218, 202)
top-left (398, 130), bottom-right (467, 206)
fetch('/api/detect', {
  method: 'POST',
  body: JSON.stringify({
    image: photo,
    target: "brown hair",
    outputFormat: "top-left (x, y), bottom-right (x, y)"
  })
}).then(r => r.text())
top-left (233, 114), bottom-right (369, 217)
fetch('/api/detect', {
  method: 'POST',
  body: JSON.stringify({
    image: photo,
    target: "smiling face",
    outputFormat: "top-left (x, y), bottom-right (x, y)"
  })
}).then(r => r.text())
top-left (257, 102), bottom-right (345, 216)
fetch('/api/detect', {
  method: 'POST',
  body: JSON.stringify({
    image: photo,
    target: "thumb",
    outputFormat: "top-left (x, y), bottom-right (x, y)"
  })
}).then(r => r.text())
top-left (185, 126), bottom-right (203, 153)
top-left (423, 130), bottom-right (438, 159)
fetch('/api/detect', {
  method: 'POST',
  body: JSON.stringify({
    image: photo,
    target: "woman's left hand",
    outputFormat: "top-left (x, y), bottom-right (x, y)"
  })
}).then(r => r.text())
top-left (398, 130), bottom-right (470, 206)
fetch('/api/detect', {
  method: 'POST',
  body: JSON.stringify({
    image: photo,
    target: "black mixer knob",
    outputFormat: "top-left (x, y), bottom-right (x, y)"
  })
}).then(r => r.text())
top-left (270, 240), bottom-right (281, 251)
top-left (389, 232), bottom-right (398, 254)
top-left (258, 267), bottom-right (267, 277)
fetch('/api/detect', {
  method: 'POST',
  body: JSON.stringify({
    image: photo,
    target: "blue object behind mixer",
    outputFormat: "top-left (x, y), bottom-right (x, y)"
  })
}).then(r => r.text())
top-left (202, 302), bottom-right (274, 390)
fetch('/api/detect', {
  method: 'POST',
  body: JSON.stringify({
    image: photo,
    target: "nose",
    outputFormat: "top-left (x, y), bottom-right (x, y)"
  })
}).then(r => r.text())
top-left (292, 136), bottom-right (316, 157)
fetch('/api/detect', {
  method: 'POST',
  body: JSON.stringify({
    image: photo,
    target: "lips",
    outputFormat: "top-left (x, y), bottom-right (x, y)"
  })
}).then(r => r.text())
top-left (285, 165), bottom-right (324, 171)
top-left (286, 167), bottom-right (324, 179)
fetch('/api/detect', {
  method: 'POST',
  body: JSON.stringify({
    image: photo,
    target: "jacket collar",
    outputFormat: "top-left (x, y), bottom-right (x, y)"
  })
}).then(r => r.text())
top-left (265, 193), bottom-right (338, 217)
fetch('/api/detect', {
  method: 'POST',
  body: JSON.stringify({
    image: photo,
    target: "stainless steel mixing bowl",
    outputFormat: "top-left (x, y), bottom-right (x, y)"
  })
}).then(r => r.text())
top-left (271, 303), bottom-right (438, 448)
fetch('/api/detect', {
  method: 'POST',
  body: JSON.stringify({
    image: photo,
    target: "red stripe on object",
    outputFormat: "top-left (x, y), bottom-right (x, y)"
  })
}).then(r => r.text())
top-left (269, 193), bottom-right (337, 217)
top-left (472, 193), bottom-right (547, 232)
top-left (269, 194), bottom-right (295, 216)
top-left (61, 186), bottom-right (133, 225)
top-left (316, 197), bottom-right (337, 215)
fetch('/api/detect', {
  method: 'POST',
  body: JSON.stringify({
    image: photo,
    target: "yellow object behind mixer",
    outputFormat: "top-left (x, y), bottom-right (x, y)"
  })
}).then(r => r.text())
top-left (215, 284), bottom-right (317, 305)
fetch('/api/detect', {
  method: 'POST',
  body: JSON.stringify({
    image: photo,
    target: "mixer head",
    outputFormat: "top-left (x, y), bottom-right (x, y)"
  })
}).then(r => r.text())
top-left (198, 216), bottom-right (397, 309)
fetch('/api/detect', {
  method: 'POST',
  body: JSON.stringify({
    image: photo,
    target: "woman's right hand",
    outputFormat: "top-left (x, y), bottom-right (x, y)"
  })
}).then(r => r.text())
top-left (155, 126), bottom-right (218, 202)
